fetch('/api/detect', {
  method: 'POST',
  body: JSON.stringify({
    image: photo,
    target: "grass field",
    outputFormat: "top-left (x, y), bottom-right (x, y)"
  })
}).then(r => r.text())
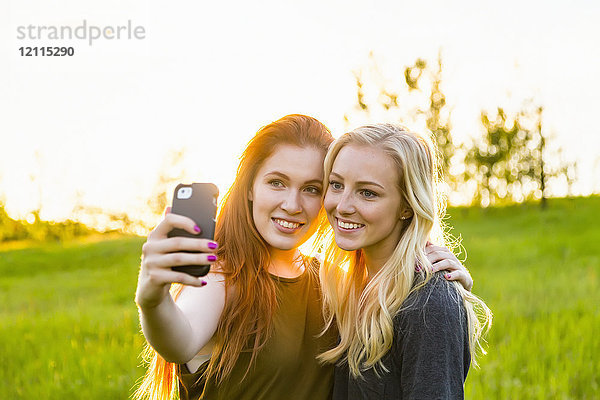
top-left (1, 197), bottom-right (598, 399)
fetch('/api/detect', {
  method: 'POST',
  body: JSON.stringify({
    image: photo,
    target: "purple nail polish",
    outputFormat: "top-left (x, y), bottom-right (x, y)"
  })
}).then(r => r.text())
top-left (207, 255), bottom-right (217, 262)
top-left (208, 241), bottom-right (218, 250)
top-left (194, 225), bottom-right (201, 233)
top-left (445, 273), bottom-right (451, 279)
top-left (201, 280), bottom-right (207, 286)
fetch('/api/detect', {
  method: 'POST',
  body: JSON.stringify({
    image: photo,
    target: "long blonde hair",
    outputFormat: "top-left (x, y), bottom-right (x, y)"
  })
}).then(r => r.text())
top-left (133, 114), bottom-right (333, 399)
top-left (317, 123), bottom-right (492, 377)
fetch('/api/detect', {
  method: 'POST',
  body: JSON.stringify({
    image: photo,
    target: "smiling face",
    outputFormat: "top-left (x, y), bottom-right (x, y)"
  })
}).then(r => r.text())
top-left (249, 144), bottom-right (325, 252)
top-left (324, 144), bottom-right (411, 263)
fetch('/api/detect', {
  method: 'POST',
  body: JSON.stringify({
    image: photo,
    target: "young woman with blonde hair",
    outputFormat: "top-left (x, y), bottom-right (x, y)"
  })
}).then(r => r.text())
top-left (133, 115), bottom-right (474, 400)
top-left (318, 123), bottom-right (492, 399)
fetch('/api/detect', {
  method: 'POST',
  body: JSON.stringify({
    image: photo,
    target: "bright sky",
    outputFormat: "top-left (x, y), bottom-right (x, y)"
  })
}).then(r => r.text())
top-left (1, 0), bottom-right (599, 227)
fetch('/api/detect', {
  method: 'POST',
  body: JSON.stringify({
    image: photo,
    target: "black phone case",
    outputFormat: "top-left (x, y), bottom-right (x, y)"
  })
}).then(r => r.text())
top-left (167, 183), bottom-right (219, 277)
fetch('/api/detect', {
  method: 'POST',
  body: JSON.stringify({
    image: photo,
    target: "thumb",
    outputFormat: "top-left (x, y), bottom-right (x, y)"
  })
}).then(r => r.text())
top-left (164, 206), bottom-right (172, 216)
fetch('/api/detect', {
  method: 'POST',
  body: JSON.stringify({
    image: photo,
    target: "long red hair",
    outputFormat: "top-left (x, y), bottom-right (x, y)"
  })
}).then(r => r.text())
top-left (133, 114), bottom-right (333, 399)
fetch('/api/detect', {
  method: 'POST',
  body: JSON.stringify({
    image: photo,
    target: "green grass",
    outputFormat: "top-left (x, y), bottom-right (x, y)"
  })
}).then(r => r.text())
top-left (447, 197), bottom-right (600, 399)
top-left (0, 236), bottom-right (147, 399)
top-left (1, 197), bottom-right (598, 399)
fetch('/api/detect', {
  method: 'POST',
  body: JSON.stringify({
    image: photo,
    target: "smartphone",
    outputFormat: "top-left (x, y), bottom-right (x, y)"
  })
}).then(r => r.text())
top-left (167, 183), bottom-right (219, 277)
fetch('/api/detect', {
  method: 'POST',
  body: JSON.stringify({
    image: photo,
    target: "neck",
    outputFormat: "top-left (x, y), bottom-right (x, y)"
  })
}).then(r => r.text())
top-left (268, 247), bottom-right (305, 278)
top-left (363, 251), bottom-right (389, 278)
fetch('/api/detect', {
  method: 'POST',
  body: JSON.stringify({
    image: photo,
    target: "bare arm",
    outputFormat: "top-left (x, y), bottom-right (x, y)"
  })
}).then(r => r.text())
top-left (135, 209), bottom-right (224, 363)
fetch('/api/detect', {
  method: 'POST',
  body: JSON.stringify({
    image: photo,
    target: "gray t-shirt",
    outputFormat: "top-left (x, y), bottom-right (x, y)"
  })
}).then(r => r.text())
top-left (333, 272), bottom-right (471, 399)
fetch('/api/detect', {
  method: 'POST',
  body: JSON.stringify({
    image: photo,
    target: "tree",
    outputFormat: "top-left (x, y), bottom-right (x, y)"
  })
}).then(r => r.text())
top-left (464, 102), bottom-right (576, 207)
top-left (464, 108), bottom-right (531, 206)
top-left (406, 55), bottom-right (454, 183)
top-left (345, 53), bottom-right (576, 207)
top-left (534, 106), bottom-right (577, 207)
top-left (345, 52), bottom-right (459, 192)
top-left (0, 201), bottom-right (28, 241)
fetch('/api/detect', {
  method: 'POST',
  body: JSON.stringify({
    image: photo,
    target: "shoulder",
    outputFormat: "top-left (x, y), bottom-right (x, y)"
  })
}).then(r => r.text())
top-left (404, 271), bottom-right (462, 311)
top-left (307, 255), bottom-right (321, 274)
top-left (396, 272), bottom-right (465, 331)
top-left (301, 256), bottom-right (322, 288)
top-left (391, 272), bottom-right (470, 398)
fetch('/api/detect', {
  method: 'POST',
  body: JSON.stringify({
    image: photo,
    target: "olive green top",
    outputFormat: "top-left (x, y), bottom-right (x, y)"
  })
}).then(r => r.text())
top-left (176, 267), bottom-right (336, 400)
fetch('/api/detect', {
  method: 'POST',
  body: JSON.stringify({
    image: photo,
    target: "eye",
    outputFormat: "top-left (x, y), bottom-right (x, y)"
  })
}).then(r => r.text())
top-left (360, 189), bottom-right (378, 199)
top-left (269, 179), bottom-right (284, 188)
top-left (304, 186), bottom-right (322, 195)
top-left (329, 181), bottom-right (343, 191)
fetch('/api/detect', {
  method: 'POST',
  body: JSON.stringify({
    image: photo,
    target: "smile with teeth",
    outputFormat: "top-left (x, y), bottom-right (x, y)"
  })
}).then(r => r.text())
top-left (337, 219), bottom-right (365, 230)
top-left (273, 218), bottom-right (303, 229)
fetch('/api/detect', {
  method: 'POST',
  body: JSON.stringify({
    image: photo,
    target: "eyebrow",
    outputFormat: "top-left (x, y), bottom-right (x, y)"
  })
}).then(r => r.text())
top-left (264, 171), bottom-right (323, 186)
top-left (329, 172), bottom-right (385, 190)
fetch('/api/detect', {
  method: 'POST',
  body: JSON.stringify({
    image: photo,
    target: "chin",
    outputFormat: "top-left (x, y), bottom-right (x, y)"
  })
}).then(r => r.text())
top-left (274, 243), bottom-right (299, 251)
top-left (267, 240), bottom-right (296, 251)
top-left (265, 235), bottom-right (304, 251)
top-left (335, 239), bottom-right (360, 252)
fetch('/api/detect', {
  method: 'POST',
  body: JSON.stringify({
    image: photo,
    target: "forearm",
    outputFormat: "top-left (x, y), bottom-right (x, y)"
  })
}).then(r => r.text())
top-left (138, 293), bottom-right (198, 363)
top-left (136, 212), bottom-right (223, 363)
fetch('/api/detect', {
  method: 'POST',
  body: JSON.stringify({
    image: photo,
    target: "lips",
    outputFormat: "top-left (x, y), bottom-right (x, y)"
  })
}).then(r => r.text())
top-left (336, 218), bottom-right (365, 231)
top-left (272, 217), bottom-right (304, 231)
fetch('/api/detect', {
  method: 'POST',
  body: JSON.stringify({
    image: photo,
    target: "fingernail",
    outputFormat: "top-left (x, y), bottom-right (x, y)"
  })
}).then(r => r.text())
top-left (194, 225), bottom-right (201, 233)
top-left (208, 241), bottom-right (218, 250)
top-left (445, 273), bottom-right (451, 279)
top-left (200, 280), bottom-right (207, 286)
top-left (207, 255), bottom-right (217, 262)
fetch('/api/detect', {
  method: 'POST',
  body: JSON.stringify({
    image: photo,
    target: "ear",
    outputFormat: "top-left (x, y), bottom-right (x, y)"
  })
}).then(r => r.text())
top-left (399, 207), bottom-right (413, 220)
top-left (248, 189), bottom-right (253, 202)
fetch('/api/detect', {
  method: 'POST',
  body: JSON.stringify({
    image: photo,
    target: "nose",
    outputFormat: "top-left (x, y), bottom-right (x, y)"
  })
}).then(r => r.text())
top-left (281, 189), bottom-right (302, 215)
top-left (336, 190), bottom-right (355, 216)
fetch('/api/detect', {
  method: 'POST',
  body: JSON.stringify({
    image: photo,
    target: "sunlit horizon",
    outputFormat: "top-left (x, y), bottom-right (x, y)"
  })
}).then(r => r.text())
top-left (2, 0), bottom-right (599, 232)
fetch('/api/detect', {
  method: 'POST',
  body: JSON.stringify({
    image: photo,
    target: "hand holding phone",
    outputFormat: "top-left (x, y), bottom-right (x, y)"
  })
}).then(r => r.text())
top-left (167, 183), bottom-right (219, 277)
